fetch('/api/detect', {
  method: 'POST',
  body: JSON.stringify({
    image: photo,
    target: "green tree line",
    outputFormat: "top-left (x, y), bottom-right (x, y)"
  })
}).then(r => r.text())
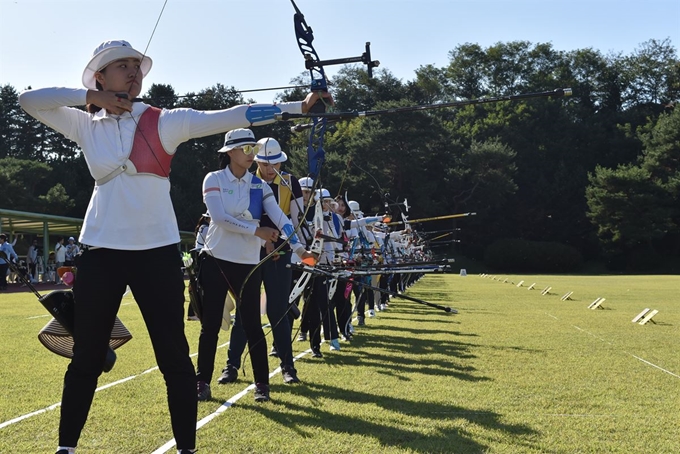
top-left (1, 39), bottom-right (678, 271)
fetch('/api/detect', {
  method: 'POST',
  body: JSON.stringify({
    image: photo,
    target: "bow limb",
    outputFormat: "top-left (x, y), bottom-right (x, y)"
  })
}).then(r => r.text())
top-left (289, 270), bottom-right (312, 304)
top-left (291, 0), bottom-right (329, 180)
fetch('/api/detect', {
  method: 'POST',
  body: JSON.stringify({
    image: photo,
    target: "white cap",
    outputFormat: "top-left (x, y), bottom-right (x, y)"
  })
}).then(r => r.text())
top-left (348, 200), bottom-right (361, 212)
top-left (315, 188), bottom-right (333, 201)
top-left (299, 177), bottom-right (314, 189)
top-left (82, 40), bottom-right (152, 90)
top-left (218, 129), bottom-right (257, 152)
top-left (254, 138), bottom-right (287, 163)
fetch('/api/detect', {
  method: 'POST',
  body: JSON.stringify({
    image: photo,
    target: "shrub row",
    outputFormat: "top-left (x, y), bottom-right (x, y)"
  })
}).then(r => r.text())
top-left (484, 238), bottom-right (583, 272)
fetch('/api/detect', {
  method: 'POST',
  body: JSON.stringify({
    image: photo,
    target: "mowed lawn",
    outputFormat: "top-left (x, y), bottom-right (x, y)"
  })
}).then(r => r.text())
top-left (0, 273), bottom-right (678, 453)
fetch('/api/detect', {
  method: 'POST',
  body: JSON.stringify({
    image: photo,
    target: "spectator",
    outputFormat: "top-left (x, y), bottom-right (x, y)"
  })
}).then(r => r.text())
top-left (64, 237), bottom-right (80, 267)
top-left (54, 237), bottom-right (67, 283)
top-left (0, 234), bottom-right (19, 290)
top-left (27, 239), bottom-right (39, 282)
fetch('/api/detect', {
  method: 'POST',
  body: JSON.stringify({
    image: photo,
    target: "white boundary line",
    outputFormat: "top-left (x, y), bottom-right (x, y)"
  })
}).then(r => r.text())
top-left (0, 341), bottom-right (230, 430)
top-left (571, 325), bottom-right (679, 380)
top-left (572, 325), bottom-right (612, 345)
top-left (628, 354), bottom-right (680, 379)
top-left (150, 349), bottom-right (312, 454)
top-left (1, 319), bottom-right (277, 430)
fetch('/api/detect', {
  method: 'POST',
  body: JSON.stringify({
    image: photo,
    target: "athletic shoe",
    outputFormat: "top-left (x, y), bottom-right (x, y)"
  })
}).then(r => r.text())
top-left (297, 332), bottom-right (308, 342)
top-left (311, 346), bottom-right (323, 358)
top-left (348, 323), bottom-right (355, 334)
top-left (269, 346), bottom-right (279, 357)
top-left (357, 317), bottom-right (365, 326)
top-left (281, 365), bottom-right (300, 384)
top-left (380, 304), bottom-right (386, 311)
top-left (217, 365), bottom-right (238, 384)
top-left (186, 315), bottom-right (199, 321)
top-left (368, 309), bottom-right (376, 317)
top-left (329, 338), bottom-right (341, 351)
top-left (254, 383), bottom-right (270, 402)
top-left (197, 381), bottom-right (211, 401)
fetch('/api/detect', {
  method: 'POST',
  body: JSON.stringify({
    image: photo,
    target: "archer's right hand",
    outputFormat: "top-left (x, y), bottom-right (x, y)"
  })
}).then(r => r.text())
top-left (255, 227), bottom-right (280, 242)
top-left (86, 90), bottom-right (133, 115)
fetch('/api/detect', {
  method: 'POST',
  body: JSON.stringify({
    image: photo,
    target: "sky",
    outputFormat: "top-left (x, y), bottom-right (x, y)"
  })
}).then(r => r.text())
top-left (1, 0), bottom-right (678, 104)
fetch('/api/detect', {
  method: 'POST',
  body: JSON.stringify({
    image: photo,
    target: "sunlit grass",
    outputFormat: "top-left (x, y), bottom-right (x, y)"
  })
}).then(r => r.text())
top-left (0, 273), bottom-right (678, 453)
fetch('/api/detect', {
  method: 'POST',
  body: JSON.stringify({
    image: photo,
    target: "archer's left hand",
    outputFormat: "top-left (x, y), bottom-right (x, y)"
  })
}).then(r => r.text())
top-left (301, 91), bottom-right (334, 113)
top-left (299, 250), bottom-right (317, 261)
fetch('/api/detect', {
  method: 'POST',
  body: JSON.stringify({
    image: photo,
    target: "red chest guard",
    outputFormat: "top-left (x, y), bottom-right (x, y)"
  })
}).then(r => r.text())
top-left (129, 107), bottom-right (173, 178)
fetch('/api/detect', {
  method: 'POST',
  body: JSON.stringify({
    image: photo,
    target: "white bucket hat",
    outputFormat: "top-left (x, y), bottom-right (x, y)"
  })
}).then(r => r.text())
top-left (254, 138), bottom-right (288, 164)
top-left (82, 40), bottom-right (152, 90)
top-left (218, 128), bottom-right (257, 152)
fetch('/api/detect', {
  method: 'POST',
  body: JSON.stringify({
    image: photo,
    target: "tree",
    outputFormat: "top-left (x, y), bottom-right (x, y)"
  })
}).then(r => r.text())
top-left (170, 83), bottom-right (246, 230)
top-left (0, 85), bottom-right (21, 159)
top-left (586, 164), bottom-right (673, 269)
top-left (0, 157), bottom-right (75, 213)
top-left (622, 38), bottom-right (680, 108)
top-left (586, 108), bottom-right (680, 268)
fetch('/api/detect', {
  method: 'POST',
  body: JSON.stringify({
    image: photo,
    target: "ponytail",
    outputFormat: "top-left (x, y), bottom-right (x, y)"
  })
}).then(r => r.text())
top-left (86, 73), bottom-right (105, 114)
top-left (219, 153), bottom-right (230, 170)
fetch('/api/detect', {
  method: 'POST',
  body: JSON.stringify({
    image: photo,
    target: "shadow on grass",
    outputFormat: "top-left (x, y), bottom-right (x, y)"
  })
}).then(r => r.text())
top-left (375, 310), bottom-right (459, 324)
top-left (316, 333), bottom-right (487, 382)
top-left (375, 323), bottom-right (478, 337)
top-left (253, 382), bottom-right (538, 453)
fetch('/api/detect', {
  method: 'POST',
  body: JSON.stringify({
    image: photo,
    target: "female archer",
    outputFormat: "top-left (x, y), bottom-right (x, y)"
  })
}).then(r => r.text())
top-left (196, 129), bottom-right (314, 403)
top-left (19, 39), bottom-right (327, 454)
top-left (217, 137), bottom-right (307, 386)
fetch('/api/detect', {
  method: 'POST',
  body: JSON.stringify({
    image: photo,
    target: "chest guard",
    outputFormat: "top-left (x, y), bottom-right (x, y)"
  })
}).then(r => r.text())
top-left (128, 107), bottom-right (172, 178)
top-left (95, 107), bottom-right (173, 185)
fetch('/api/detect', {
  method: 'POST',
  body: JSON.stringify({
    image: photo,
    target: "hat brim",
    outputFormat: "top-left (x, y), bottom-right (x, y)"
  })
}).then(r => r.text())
top-left (254, 151), bottom-right (288, 164)
top-left (217, 140), bottom-right (258, 153)
top-left (82, 47), bottom-right (152, 90)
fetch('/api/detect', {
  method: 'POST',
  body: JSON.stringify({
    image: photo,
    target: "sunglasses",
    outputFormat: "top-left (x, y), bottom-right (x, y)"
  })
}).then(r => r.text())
top-left (233, 144), bottom-right (258, 155)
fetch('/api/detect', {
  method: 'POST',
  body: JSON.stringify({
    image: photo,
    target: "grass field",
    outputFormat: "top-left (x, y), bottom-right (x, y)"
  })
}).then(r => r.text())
top-left (1, 273), bottom-right (678, 453)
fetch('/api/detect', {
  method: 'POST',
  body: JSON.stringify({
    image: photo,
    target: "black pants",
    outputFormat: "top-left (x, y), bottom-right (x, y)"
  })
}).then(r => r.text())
top-left (379, 273), bottom-right (390, 304)
top-left (198, 256), bottom-right (268, 385)
top-left (62, 246), bottom-right (196, 450)
top-left (333, 281), bottom-right (352, 336)
top-left (28, 262), bottom-right (37, 280)
top-left (389, 273), bottom-right (398, 295)
top-left (227, 251), bottom-right (295, 370)
top-left (355, 276), bottom-right (374, 318)
top-left (307, 275), bottom-right (338, 348)
top-left (0, 263), bottom-right (8, 288)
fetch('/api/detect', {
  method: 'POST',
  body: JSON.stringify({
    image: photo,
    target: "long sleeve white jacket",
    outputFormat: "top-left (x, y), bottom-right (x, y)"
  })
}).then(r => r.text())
top-left (19, 87), bottom-right (302, 250)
